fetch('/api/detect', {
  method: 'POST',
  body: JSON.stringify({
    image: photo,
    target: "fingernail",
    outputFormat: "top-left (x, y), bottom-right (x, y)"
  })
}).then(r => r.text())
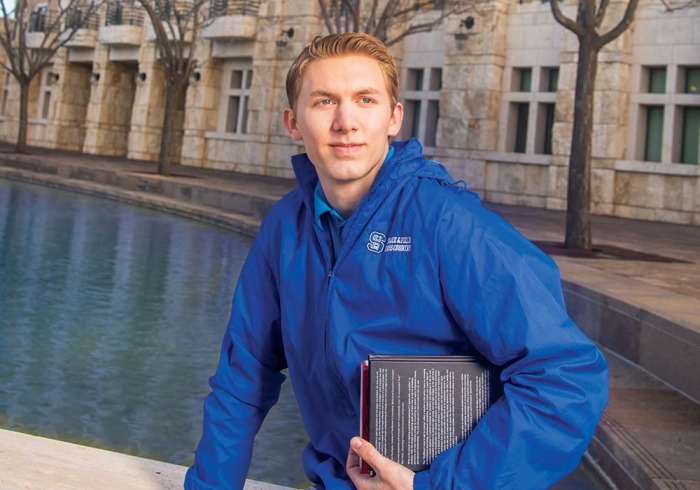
top-left (351, 437), bottom-right (363, 448)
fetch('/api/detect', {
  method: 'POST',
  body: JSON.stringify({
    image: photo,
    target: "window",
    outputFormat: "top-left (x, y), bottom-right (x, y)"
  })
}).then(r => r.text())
top-left (685, 67), bottom-right (700, 94)
top-left (680, 107), bottom-right (699, 164)
top-left (514, 68), bottom-right (532, 92)
top-left (399, 67), bottom-right (442, 149)
top-left (37, 69), bottom-right (55, 121)
top-left (680, 68), bottom-right (700, 164)
top-left (29, 5), bottom-right (48, 33)
top-left (513, 103), bottom-right (529, 153)
top-left (648, 67), bottom-right (666, 93)
top-left (643, 106), bottom-right (664, 162)
top-left (632, 65), bottom-right (700, 164)
top-left (538, 103), bottom-right (556, 155)
top-left (219, 60), bottom-right (252, 135)
top-left (1, 71), bottom-right (9, 116)
top-left (542, 67), bottom-right (559, 92)
top-left (504, 66), bottom-right (558, 154)
top-left (639, 66), bottom-right (666, 162)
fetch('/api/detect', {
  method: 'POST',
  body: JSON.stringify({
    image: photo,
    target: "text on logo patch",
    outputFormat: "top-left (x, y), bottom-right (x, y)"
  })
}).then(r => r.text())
top-left (367, 231), bottom-right (412, 253)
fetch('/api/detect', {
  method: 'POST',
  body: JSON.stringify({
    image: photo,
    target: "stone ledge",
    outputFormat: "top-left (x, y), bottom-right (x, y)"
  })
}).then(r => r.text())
top-left (0, 167), bottom-right (262, 238)
top-left (560, 263), bottom-right (700, 403)
top-left (0, 428), bottom-right (292, 489)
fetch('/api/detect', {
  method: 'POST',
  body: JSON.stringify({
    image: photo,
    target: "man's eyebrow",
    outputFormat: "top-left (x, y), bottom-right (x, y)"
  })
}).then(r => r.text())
top-left (309, 90), bottom-right (336, 98)
top-left (308, 88), bottom-right (383, 98)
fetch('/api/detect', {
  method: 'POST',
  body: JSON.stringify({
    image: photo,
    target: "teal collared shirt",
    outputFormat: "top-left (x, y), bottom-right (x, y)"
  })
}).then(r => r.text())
top-left (313, 146), bottom-right (394, 261)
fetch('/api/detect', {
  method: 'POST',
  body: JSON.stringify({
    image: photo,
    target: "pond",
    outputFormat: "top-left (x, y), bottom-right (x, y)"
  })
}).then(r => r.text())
top-left (0, 178), bottom-right (608, 489)
top-left (0, 179), bottom-right (309, 487)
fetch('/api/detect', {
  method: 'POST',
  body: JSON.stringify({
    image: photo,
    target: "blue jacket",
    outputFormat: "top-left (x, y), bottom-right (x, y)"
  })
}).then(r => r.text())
top-left (186, 139), bottom-right (608, 489)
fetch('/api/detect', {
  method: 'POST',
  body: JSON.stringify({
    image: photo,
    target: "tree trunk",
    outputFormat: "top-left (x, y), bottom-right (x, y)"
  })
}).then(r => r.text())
top-left (564, 38), bottom-right (599, 251)
top-left (16, 79), bottom-right (30, 154)
top-left (157, 84), bottom-right (176, 176)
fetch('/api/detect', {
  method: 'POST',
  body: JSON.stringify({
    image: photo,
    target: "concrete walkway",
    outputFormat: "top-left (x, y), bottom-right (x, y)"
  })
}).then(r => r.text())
top-left (1, 145), bottom-right (699, 489)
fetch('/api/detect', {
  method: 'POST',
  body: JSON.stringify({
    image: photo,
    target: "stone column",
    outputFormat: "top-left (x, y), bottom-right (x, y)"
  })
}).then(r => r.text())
top-left (46, 52), bottom-right (92, 152)
top-left (127, 46), bottom-right (167, 162)
top-left (438, 0), bottom-right (509, 187)
top-left (180, 41), bottom-right (222, 168)
top-left (245, 0), bottom-right (323, 177)
top-left (83, 45), bottom-right (138, 157)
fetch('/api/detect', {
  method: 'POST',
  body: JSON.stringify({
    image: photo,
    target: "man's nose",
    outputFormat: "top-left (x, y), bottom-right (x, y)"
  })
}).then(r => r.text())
top-left (332, 103), bottom-right (358, 133)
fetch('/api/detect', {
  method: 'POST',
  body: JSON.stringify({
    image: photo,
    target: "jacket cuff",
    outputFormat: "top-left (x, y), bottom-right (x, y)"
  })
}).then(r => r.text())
top-left (413, 470), bottom-right (431, 489)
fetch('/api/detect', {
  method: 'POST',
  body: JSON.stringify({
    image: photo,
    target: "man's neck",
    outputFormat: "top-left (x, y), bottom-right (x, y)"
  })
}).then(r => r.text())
top-left (317, 144), bottom-right (394, 219)
top-left (321, 179), bottom-right (374, 219)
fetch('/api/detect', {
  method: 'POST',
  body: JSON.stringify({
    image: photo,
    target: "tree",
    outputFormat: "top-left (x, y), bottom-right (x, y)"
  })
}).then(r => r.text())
top-left (136, 0), bottom-right (207, 176)
top-left (0, 0), bottom-right (102, 153)
top-left (549, 0), bottom-right (641, 251)
top-left (317, 0), bottom-right (470, 47)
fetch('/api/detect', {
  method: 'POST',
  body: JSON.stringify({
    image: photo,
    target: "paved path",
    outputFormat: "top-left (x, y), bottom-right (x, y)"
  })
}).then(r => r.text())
top-left (1, 145), bottom-right (699, 489)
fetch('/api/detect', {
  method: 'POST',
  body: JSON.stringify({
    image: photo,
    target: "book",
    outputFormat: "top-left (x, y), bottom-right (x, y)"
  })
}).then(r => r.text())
top-left (359, 354), bottom-right (502, 473)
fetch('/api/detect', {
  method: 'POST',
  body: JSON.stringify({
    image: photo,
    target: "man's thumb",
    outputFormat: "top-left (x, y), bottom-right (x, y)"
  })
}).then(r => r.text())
top-left (350, 437), bottom-right (384, 466)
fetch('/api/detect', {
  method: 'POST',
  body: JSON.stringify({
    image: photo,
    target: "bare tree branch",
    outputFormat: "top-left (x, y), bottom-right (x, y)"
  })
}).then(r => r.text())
top-left (384, 19), bottom-right (438, 46)
top-left (597, 0), bottom-right (639, 48)
top-left (658, 0), bottom-right (700, 10)
top-left (317, 0), bottom-right (336, 34)
top-left (580, 0), bottom-right (596, 32)
top-left (550, 0), bottom-right (587, 38)
top-left (363, 0), bottom-right (380, 34)
top-left (372, 0), bottom-right (400, 39)
top-left (595, 0), bottom-right (611, 28)
top-left (340, 0), bottom-right (359, 32)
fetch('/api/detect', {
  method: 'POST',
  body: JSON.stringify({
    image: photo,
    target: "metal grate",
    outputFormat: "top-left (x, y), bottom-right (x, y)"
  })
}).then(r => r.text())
top-left (64, 7), bottom-right (100, 30)
top-left (209, 0), bottom-right (260, 19)
top-left (104, 1), bottom-right (145, 26)
top-left (28, 9), bottom-right (58, 33)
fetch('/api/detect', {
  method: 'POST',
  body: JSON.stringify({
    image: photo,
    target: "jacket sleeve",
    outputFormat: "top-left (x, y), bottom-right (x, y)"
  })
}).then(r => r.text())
top-left (185, 234), bottom-right (286, 490)
top-left (413, 202), bottom-right (608, 489)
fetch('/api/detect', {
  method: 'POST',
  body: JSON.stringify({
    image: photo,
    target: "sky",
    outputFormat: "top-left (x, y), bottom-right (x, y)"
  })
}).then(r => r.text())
top-left (1, 0), bottom-right (15, 17)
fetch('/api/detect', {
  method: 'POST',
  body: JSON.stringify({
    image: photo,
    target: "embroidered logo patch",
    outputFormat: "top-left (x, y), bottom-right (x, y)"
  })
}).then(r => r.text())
top-left (367, 231), bottom-right (386, 253)
top-left (367, 231), bottom-right (412, 253)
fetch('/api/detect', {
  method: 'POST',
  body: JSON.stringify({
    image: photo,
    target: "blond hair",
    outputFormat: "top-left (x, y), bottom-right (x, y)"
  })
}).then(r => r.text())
top-left (285, 33), bottom-right (399, 111)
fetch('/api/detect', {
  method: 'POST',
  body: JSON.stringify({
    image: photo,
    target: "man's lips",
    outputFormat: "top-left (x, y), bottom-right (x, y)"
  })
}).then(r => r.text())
top-left (330, 143), bottom-right (363, 153)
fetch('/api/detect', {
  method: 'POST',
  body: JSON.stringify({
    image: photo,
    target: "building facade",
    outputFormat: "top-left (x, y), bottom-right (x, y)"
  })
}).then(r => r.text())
top-left (0, 0), bottom-right (699, 224)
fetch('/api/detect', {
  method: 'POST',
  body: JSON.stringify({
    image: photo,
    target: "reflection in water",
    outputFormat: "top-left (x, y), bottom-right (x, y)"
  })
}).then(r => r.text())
top-left (0, 179), bottom-right (309, 487)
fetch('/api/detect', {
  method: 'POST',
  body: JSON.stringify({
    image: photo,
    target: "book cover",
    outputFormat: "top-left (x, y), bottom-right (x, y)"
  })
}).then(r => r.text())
top-left (359, 355), bottom-right (501, 473)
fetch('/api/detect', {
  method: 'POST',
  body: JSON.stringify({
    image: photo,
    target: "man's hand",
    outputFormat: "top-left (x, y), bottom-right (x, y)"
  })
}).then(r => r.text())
top-left (346, 437), bottom-right (414, 489)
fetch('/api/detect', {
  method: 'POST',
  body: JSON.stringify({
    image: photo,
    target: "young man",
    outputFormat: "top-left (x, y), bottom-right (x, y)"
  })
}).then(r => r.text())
top-left (185, 33), bottom-right (608, 489)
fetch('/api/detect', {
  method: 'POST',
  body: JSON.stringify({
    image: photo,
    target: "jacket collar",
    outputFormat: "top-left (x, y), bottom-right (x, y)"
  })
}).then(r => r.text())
top-left (290, 138), bottom-right (452, 210)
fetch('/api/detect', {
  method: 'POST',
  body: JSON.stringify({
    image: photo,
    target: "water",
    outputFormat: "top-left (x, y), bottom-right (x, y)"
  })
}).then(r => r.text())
top-left (0, 179), bottom-right (309, 487)
top-left (0, 178), bottom-right (608, 489)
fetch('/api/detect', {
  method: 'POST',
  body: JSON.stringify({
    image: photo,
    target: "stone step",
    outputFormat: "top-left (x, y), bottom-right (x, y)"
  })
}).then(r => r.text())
top-left (589, 349), bottom-right (700, 490)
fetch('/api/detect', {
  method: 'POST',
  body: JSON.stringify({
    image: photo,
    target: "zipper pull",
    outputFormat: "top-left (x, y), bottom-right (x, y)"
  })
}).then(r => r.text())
top-left (328, 269), bottom-right (332, 279)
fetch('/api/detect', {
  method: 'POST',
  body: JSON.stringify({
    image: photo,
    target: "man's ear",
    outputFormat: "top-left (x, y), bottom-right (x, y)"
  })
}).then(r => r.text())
top-left (388, 102), bottom-right (404, 138)
top-left (283, 107), bottom-right (303, 141)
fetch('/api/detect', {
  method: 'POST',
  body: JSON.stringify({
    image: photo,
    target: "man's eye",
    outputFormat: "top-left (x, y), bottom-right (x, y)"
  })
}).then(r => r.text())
top-left (361, 97), bottom-right (373, 104)
top-left (319, 99), bottom-right (332, 105)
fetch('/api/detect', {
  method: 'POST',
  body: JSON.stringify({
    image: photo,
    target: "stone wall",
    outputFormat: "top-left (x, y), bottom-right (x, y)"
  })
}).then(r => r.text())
top-left (1, 0), bottom-right (698, 225)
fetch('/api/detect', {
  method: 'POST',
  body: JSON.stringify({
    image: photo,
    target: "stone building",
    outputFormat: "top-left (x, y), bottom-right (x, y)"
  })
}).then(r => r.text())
top-left (0, 0), bottom-right (699, 224)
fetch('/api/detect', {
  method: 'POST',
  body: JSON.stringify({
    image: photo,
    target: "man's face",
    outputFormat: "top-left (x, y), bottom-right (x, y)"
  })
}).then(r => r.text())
top-left (283, 55), bottom-right (403, 194)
